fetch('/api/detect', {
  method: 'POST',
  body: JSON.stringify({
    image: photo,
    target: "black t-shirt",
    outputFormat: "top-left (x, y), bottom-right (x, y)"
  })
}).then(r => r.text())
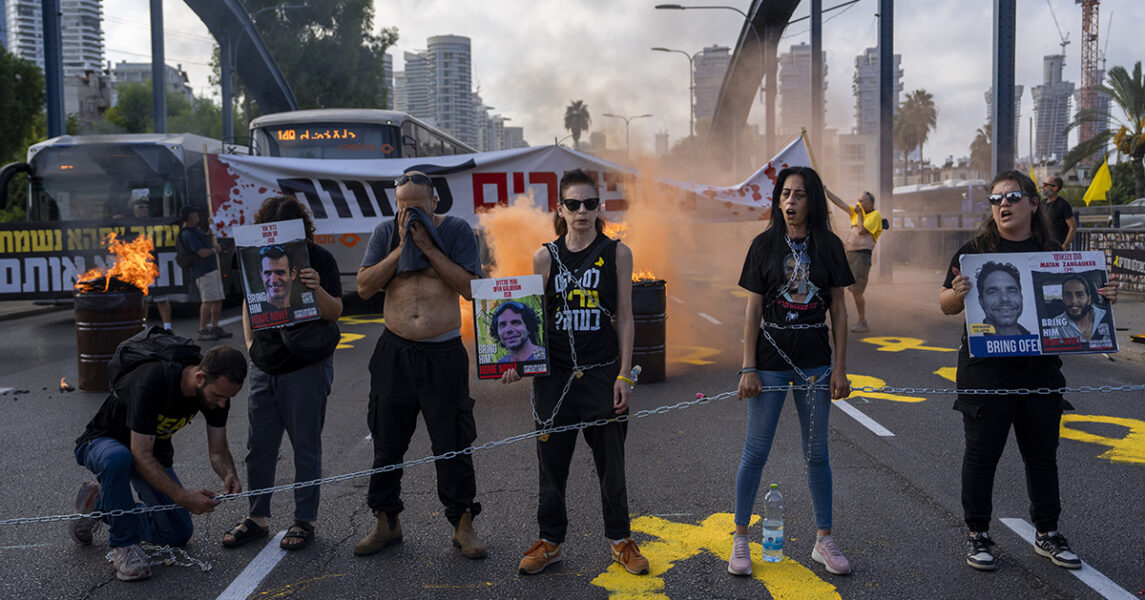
top-left (943, 237), bottom-right (1067, 410)
top-left (738, 230), bottom-right (853, 370)
top-left (544, 234), bottom-right (620, 368)
top-left (75, 361), bottom-right (229, 467)
top-left (1045, 196), bottom-right (1074, 246)
top-left (250, 243), bottom-right (343, 373)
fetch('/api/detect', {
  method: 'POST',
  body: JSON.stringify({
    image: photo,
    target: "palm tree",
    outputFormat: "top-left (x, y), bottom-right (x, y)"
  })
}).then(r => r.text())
top-left (1062, 61), bottom-right (1145, 197)
top-left (894, 89), bottom-right (938, 178)
top-left (969, 123), bottom-right (991, 176)
top-left (564, 100), bottom-right (591, 150)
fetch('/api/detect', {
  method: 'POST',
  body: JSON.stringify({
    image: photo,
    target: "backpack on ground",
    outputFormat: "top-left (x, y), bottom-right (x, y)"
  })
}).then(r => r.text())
top-left (107, 326), bottom-right (201, 389)
top-left (174, 227), bottom-right (195, 268)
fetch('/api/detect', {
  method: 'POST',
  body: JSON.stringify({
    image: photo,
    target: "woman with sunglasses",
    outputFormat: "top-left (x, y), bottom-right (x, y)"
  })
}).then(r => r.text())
top-left (730, 166), bottom-right (854, 577)
top-left (501, 168), bottom-right (648, 577)
top-left (941, 170), bottom-right (1117, 572)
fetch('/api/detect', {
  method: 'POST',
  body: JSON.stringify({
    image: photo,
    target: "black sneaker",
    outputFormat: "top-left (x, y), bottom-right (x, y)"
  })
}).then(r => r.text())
top-left (197, 329), bottom-right (218, 341)
top-left (211, 326), bottom-right (234, 339)
top-left (1035, 531), bottom-right (1082, 569)
top-left (966, 531), bottom-right (997, 571)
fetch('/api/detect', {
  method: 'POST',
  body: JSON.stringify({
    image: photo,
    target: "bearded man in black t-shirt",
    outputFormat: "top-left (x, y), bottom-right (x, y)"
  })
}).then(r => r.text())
top-left (71, 344), bottom-right (248, 582)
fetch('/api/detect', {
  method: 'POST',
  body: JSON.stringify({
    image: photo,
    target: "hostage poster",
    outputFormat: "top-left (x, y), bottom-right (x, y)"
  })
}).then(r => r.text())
top-left (234, 219), bottom-right (319, 330)
top-left (471, 275), bottom-right (548, 379)
top-left (960, 251), bottom-right (1117, 357)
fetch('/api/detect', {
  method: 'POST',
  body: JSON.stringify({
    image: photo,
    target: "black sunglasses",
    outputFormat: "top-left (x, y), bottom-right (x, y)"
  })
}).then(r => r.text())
top-left (396, 173), bottom-right (433, 187)
top-left (259, 244), bottom-right (288, 257)
top-left (561, 197), bottom-right (601, 212)
top-left (986, 190), bottom-right (1026, 205)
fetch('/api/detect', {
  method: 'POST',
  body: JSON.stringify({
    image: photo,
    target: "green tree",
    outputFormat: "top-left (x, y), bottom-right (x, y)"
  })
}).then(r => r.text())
top-left (1063, 61), bottom-right (1145, 197)
top-left (564, 100), bottom-right (591, 150)
top-left (218, 1), bottom-right (397, 114)
top-left (0, 51), bottom-right (46, 164)
top-left (894, 89), bottom-right (938, 177)
top-left (969, 123), bottom-right (991, 175)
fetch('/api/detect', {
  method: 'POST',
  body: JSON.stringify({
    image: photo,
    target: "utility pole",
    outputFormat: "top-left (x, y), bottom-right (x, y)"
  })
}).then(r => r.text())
top-left (878, 0), bottom-right (893, 278)
top-left (150, 0), bottom-right (167, 133)
top-left (991, 0), bottom-right (1017, 174)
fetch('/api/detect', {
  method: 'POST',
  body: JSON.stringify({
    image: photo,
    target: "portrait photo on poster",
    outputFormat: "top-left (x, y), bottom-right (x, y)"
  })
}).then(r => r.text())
top-left (233, 219), bottom-right (320, 330)
top-left (961, 250), bottom-right (1117, 357)
top-left (471, 275), bottom-right (549, 379)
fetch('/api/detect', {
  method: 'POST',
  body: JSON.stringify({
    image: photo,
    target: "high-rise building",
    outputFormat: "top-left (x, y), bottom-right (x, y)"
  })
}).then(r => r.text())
top-left (778, 43), bottom-right (827, 137)
top-left (5, 0), bottom-right (43, 69)
top-left (852, 47), bottom-right (902, 135)
top-left (427, 34), bottom-right (475, 147)
top-left (6, 0), bottom-right (103, 76)
top-left (985, 85), bottom-right (1023, 145)
top-left (393, 71), bottom-right (407, 113)
top-left (502, 126), bottom-right (527, 149)
top-left (693, 45), bottom-right (729, 123)
top-left (382, 53), bottom-right (393, 110)
top-left (1031, 55), bottom-right (1074, 162)
top-left (1, 0), bottom-right (9, 51)
top-left (400, 50), bottom-right (433, 123)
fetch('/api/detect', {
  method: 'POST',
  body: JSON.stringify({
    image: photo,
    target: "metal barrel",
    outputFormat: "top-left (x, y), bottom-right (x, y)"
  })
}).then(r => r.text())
top-left (74, 289), bottom-right (146, 392)
top-left (632, 279), bottom-right (667, 383)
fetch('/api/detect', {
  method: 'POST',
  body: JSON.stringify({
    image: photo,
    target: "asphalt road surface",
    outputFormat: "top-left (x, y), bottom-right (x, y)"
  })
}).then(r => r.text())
top-left (1, 263), bottom-right (1142, 600)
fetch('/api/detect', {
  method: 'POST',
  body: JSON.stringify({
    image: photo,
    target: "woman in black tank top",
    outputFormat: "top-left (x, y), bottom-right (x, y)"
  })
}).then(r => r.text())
top-left (500, 169), bottom-right (648, 576)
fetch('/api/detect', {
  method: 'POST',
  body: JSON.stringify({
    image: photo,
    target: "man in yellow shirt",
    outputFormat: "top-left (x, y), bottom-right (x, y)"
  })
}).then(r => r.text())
top-left (828, 190), bottom-right (883, 333)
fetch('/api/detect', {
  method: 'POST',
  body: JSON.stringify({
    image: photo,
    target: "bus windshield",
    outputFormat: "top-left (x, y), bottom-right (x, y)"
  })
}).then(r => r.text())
top-left (252, 122), bottom-right (400, 159)
top-left (28, 143), bottom-right (194, 221)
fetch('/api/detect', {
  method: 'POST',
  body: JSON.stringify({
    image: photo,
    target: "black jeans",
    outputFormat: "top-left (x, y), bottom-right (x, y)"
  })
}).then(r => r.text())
top-left (960, 393), bottom-right (1063, 533)
top-left (532, 362), bottom-right (629, 543)
top-left (366, 329), bottom-right (480, 526)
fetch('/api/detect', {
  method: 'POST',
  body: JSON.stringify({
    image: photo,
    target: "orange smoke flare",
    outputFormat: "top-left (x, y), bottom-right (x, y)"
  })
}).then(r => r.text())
top-left (75, 232), bottom-right (160, 294)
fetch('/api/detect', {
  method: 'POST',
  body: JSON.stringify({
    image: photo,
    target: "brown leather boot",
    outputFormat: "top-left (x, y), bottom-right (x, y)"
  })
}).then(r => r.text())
top-left (353, 511), bottom-right (402, 557)
top-left (451, 511), bottom-right (487, 559)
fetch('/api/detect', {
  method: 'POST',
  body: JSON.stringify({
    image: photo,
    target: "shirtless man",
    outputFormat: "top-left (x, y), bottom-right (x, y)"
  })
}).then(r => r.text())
top-left (353, 171), bottom-right (487, 560)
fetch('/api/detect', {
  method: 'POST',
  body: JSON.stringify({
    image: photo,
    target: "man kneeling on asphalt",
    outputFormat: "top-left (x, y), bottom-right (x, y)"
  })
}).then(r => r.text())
top-left (70, 332), bottom-right (248, 581)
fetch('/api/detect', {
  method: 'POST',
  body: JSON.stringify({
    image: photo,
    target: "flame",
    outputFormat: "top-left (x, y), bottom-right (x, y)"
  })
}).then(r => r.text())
top-left (633, 269), bottom-right (658, 282)
top-left (59, 377), bottom-right (73, 391)
top-left (75, 232), bottom-right (159, 294)
top-left (602, 221), bottom-right (628, 239)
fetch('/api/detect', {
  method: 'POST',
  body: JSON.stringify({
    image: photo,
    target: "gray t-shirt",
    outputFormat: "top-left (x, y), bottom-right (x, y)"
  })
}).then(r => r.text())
top-left (360, 216), bottom-right (482, 282)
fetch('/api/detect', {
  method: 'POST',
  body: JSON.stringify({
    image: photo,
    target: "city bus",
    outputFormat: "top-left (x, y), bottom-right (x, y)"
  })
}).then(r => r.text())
top-left (0, 133), bottom-right (235, 300)
top-left (891, 179), bottom-right (990, 229)
top-left (248, 109), bottom-right (477, 160)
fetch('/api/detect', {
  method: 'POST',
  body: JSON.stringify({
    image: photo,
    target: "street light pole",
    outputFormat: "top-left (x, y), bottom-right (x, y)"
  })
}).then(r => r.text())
top-left (651, 47), bottom-right (700, 138)
top-left (602, 113), bottom-right (653, 156)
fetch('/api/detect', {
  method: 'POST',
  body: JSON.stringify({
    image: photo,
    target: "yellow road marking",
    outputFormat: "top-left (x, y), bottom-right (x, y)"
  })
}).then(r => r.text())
top-left (1060, 414), bottom-right (1145, 465)
top-left (591, 513), bottom-right (838, 600)
top-left (337, 332), bottom-right (366, 349)
top-left (338, 314), bottom-right (386, 325)
top-left (846, 374), bottom-right (926, 403)
top-left (668, 345), bottom-right (720, 365)
top-left (933, 367), bottom-right (957, 382)
top-left (860, 337), bottom-right (956, 353)
top-left (250, 574), bottom-right (345, 599)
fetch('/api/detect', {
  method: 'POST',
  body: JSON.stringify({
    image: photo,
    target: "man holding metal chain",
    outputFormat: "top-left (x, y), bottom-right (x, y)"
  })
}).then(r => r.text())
top-left (730, 166), bottom-right (854, 578)
top-left (354, 171), bottom-right (487, 560)
top-left (501, 168), bottom-right (649, 577)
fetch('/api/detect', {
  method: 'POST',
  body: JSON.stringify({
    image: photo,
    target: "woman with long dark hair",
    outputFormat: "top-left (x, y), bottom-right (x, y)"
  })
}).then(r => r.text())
top-left (941, 170), bottom-right (1117, 571)
top-left (501, 168), bottom-right (648, 577)
top-left (729, 166), bottom-right (854, 577)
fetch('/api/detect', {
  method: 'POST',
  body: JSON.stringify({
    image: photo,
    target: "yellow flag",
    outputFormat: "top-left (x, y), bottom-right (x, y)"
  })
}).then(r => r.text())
top-left (1029, 165), bottom-right (1038, 188)
top-left (1083, 159), bottom-right (1112, 206)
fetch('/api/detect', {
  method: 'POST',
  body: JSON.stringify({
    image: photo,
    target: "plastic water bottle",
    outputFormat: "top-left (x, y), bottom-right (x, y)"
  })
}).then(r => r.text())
top-left (761, 483), bottom-right (784, 562)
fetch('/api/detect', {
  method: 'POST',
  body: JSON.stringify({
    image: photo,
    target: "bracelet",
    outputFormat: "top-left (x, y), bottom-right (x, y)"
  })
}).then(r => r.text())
top-left (617, 375), bottom-right (635, 386)
top-left (738, 367), bottom-right (758, 375)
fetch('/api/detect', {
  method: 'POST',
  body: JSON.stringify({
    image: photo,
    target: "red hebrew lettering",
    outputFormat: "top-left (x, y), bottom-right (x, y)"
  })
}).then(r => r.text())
top-left (529, 172), bottom-right (559, 212)
top-left (472, 172), bottom-right (509, 210)
top-left (513, 172), bottom-right (525, 195)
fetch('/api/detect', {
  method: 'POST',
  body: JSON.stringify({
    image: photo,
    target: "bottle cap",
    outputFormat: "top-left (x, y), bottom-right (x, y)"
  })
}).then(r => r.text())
top-left (770, 483), bottom-right (779, 489)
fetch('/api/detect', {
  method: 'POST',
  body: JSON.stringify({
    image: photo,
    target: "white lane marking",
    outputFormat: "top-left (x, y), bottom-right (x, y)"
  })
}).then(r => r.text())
top-left (670, 295), bottom-right (685, 305)
top-left (0, 543), bottom-right (49, 550)
top-left (697, 312), bottom-right (722, 325)
top-left (216, 530), bottom-right (288, 600)
top-left (1000, 518), bottom-right (1136, 600)
top-left (833, 399), bottom-right (894, 437)
top-left (0, 388), bottom-right (12, 395)
top-left (219, 315), bottom-right (243, 326)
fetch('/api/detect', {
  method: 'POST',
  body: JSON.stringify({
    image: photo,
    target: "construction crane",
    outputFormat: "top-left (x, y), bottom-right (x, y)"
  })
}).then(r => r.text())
top-left (1076, 0), bottom-right (1101, 168)
top-left (1045, 0), bottom-right (1070, 57)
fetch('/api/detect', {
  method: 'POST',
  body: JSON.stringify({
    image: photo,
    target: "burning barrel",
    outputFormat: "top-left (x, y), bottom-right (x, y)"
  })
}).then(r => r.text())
top-left (75, 282), bottom-right (146, 391)
top-left (73, 233), bottom-right (159, 391)
top-left (632, 279), bottom-right (667, 383)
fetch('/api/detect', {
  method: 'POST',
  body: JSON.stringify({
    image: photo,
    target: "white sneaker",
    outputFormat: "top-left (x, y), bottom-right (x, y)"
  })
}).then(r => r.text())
top-left (727, 534), bottom-right (752, 575)
top-left (811, 534), bottom-right (852, 575)
top-left (850, 320), bottom-right (869, 333)
top-left (112, 544), bottom-right (152, 581)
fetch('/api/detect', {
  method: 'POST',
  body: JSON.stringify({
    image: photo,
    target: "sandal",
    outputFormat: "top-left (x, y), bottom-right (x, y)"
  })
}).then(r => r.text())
top-left (222, 518), bottom-right (268, 548)
top-left (281, 521), bottom-right (315, 551)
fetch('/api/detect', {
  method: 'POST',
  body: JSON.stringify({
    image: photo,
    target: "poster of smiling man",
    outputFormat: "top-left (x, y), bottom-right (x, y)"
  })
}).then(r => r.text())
top-left (233, 219), bottom-right (319, 330)
top-left (471, 275), bottom-right (548, 379)
top-left (960, 251), bottom-right (1116, 357)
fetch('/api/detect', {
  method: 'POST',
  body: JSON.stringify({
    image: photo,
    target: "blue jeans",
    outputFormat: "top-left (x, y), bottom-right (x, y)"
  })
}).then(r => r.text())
top-left (74, 437), bottom-right (193, 548)
top-left (734, 365), bottom-right (834, 530)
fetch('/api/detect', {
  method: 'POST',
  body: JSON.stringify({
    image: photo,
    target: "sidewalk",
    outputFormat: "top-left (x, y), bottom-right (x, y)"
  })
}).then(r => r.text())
top-left (0, 300), bottom-right (70, 322)
top-left (866, 264), bottom-right (1145, 365)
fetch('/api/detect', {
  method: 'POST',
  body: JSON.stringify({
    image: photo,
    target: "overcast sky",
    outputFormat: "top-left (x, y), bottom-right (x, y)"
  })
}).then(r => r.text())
top-left (102, 0), bottom-right (1144, 162)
